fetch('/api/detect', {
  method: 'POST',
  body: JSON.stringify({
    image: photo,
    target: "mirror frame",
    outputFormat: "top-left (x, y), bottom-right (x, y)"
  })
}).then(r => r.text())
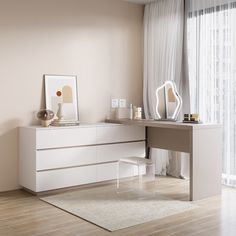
top-left (155, 81), bottom-right (182, 121)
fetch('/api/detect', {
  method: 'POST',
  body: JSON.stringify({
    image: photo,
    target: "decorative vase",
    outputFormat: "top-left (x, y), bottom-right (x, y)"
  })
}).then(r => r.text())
top-left (37, 109), bottom-right (54, 127)
top-left (56, 103), bottom-right (64, 121)
top-left (41, 120), bottom-right (51, 127)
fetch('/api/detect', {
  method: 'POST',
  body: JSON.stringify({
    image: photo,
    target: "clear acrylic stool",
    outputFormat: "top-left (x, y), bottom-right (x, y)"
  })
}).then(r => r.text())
top-left (116, 157), bottom-right (155, 191)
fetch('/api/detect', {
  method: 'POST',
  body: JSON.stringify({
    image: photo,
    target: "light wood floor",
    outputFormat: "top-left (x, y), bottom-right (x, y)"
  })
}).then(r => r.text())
top-left (1, 177), bottom-right (236, 236)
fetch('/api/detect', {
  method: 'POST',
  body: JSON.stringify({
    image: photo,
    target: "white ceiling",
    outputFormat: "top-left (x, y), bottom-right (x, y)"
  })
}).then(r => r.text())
top-left (124, 0), bottom-right (154, 5)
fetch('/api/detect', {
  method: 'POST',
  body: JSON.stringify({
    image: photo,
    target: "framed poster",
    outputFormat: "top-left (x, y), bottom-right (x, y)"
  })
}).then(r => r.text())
top-left (44, 74), bottom-right (79, 121)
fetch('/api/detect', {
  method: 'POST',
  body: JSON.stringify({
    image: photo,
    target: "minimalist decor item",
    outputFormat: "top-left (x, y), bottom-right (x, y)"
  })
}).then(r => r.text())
top-left (133, 107), bottom-right (142, 119)
top-left (41, 186), bottom-right (197, 232)
top-left (155, 81), bottom-right (182, 121)
top-left (183, 114), bottom-right (201, 123)
top-left (51, 103), bottom-right (80, 126)
top-left (129, 104), bottom-right (133, 119)
top-left (56, 103), bottom-right (64, 121)
top-left (115, 108), bottom-right (129, 119)
top-left (44, 74), bottom-right (79, 122)
top-left (37, 109), bottom-right (54, 127)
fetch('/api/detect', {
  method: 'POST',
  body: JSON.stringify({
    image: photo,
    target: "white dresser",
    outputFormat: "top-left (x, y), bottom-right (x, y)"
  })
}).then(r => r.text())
top-left (19, 123), bottom-right (145, 193)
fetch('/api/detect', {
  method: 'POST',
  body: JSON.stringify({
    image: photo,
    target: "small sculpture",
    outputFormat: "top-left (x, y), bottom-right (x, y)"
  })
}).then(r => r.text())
top-left (56, 103), bottom-right (64, 121)
top-left (37, 109), bottom-right (54, 127)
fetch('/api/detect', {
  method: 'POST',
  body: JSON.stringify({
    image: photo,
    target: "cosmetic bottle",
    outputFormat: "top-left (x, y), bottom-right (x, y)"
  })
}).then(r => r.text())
top-left (129, 104), bottom-right (133, 119)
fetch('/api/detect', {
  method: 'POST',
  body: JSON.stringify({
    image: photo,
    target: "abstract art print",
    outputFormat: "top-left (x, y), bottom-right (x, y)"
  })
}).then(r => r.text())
top-left (44, 75), bottom-right (79, 121)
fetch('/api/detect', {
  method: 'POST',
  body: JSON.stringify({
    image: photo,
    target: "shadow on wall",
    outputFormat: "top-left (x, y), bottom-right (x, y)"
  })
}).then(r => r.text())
top-left (0, 79), bottom-right (48, 192)
top-left (0, 119), bottom-right (22, 192)
top-left (0, 79), bottom-right (45, 192)
top-left (28, 78), bottom-right (46, 126)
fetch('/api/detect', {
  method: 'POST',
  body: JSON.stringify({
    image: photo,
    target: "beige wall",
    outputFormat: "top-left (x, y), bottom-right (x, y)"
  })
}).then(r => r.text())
top-left (0, 0), bottom-right (144, 191)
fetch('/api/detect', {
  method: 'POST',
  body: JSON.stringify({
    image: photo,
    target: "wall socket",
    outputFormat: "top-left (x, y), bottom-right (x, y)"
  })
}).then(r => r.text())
top-left (119, 99), bottom-right (127, 108)
top-left (111, 99), bottom-right (119, 108)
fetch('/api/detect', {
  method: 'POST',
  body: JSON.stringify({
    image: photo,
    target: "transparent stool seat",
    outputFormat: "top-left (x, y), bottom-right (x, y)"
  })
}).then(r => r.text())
top-left (116, 157), bottom-right (155, 192)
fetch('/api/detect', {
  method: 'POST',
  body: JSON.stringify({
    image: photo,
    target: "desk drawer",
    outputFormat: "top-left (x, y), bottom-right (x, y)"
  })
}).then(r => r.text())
top-left (36, 127), bottom-right (97, 149)
top-left (97, 141), bottom-right (145, 163)
top-left (36, 146), bottom-right (97, 171)
top-left (36, 165), bottom-right (96, 192)
top-left (96, 125), bottom-right (145, 144)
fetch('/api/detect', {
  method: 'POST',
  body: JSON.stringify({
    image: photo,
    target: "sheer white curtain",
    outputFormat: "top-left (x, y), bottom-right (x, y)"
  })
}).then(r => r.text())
top-left (187, 0), bottom-right (236, 187)
top-left (143, 0), bottom-right (189, 177)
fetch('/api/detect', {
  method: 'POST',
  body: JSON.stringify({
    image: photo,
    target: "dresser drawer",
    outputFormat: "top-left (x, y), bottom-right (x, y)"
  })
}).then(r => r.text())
top-left (36, 127), bottom-right (97, 149)
top-left (96, 125), bottom-right (145, 144)
top-left (36, 165), bottom-right (97, 192)
top-left (36, 146), bottom-right (97, 171)
top-left (19, 124), bottom-right (147, 193)
top-left (97, 141), bottom-right (145, 163)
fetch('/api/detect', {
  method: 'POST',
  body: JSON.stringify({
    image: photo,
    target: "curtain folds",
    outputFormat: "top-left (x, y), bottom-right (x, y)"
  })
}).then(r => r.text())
top-left (144, 0), bottom-right (236, 186)
top-left (143, 0), bottom-right (189, 177)
top-left (186, 0), bottom-right (236, 187)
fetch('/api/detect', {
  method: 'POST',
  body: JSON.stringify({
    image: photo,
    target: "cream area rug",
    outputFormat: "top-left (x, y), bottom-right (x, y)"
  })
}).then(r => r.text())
top-left (40, 186), bottom-right (197, 232)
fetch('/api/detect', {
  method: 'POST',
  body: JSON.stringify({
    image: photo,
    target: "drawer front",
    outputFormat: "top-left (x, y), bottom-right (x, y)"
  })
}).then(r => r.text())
top-left (36, 146), bottom-right (97, 171)
top-left (97, 141), bottom-right (145, 163)
top-left (36, 127), bottom-right (97, 149)
top-left (96, 125), bottom-right (145, 144)
top-left (36, 165), bottom-right (96, 192)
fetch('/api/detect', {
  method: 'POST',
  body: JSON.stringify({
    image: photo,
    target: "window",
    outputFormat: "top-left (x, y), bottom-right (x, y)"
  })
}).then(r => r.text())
top-left (187, 3), bottom-right (236, 186)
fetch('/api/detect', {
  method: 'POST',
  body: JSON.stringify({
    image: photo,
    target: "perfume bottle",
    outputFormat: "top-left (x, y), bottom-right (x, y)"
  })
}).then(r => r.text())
top-left (134, 107), bottom-right (142, 119)
top-left (129, 104), bottom-right (133, 119)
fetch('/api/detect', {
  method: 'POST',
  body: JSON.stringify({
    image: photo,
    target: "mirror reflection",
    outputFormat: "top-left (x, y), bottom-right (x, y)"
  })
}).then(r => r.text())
top-left (155, 81), bottom-right (182, 121)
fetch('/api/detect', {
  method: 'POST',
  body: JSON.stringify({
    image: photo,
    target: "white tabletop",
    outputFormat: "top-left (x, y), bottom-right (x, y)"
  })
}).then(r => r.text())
top-left (106, 119), bottom-right (222, 130)
top-left (19, 122), bottom-right (124, 130)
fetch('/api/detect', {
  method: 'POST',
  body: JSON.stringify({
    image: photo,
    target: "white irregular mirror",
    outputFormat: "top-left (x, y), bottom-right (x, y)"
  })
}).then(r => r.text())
top-left (155, 81), bottom-right (182, 121)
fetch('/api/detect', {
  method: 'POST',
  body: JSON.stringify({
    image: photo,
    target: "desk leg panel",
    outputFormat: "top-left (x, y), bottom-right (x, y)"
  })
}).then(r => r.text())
top-left (191, 128), bottom-right (222, 200)
top-left (147, 127), bottom-right (191, 153)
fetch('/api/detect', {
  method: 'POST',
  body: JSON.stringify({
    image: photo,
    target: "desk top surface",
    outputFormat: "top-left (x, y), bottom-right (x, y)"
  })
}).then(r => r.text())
top-left (106, 119), bottom-right (222, 130)
top-left (20, 120), bottom-right (222, 131)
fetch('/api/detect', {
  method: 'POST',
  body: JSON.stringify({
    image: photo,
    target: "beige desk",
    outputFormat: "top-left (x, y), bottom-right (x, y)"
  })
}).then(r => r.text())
top-left (107, 119), bottom-right (222, 201)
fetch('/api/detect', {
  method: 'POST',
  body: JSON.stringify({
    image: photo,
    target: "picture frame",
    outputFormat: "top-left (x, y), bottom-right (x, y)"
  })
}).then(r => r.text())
top-left (44, 74), bottom-right (79, 121)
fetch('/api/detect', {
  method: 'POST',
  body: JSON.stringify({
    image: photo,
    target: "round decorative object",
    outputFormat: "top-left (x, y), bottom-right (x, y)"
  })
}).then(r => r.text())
top-left (56, 90), bottom-right (62, 97)
top-left (37, 109), bottom-right (54, 127)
